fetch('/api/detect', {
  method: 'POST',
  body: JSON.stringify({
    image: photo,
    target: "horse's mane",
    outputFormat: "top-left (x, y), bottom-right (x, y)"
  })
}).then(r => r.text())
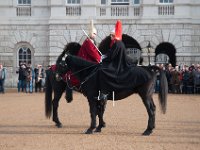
top-left (65, 55), bottom-right (98, 81)
top-left (64, 42), bottom-right (81, 55)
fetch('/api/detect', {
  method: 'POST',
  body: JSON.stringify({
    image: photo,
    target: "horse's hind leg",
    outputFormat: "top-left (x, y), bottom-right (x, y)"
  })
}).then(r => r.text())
top-left (142, 95), bottom-right (156, 135)
top-left (138, 75), bottom-right (157, 136)
top-left (149, 97), bottom-right (156, 129)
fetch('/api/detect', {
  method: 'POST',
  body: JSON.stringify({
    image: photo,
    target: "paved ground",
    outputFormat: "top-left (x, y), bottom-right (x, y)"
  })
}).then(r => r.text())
top-left (0, 89), bottom-right (200, 150)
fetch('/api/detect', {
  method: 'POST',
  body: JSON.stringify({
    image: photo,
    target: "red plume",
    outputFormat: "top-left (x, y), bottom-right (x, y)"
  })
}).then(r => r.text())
top-left (115, 20), bottom-right (122, 41)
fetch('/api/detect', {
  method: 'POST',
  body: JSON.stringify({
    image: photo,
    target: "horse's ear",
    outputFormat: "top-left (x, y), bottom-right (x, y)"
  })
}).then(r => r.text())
top-left (63, 44), bottom-right (70, 55)
top-left (65, 55), bottom-right (69, 63)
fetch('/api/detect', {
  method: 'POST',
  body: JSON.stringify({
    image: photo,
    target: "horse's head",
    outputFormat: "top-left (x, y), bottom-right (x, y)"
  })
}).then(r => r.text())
top-left (57, 60), bottom-right (68, 75)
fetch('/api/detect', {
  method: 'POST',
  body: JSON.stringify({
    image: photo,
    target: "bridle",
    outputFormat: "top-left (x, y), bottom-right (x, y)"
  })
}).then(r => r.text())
top-left (66, 63), bottom-right (98, 90)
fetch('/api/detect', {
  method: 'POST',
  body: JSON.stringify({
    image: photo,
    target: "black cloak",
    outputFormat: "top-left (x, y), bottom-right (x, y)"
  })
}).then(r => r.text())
top-left (98, 40), bottom-right (151, 91)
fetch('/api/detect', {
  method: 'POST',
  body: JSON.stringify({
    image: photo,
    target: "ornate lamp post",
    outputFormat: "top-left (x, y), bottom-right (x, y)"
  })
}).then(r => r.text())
top-left (146, 41), bottom-right (152, 66)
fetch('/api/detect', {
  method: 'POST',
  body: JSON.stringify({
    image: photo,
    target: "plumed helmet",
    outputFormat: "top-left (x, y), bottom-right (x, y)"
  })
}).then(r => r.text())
top-left (89, 20), bottom-right (97, 37)
top-left (114, 20), bottom-right (122, 40)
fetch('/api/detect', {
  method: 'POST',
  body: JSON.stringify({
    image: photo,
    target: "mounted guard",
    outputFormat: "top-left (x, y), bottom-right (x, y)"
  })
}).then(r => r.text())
top-left (54, 20), bottom-right (102, 103)
top-left (97, 20), bottom-right (152, 101)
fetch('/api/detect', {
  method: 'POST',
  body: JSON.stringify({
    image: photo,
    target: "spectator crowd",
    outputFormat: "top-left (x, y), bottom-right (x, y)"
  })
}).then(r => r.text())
top-left (155, 63), bottom-right (200, 94)
top-left (16, 62), bottom-right (45, 93)
top-left (1, 62), bottom-right (200, 94)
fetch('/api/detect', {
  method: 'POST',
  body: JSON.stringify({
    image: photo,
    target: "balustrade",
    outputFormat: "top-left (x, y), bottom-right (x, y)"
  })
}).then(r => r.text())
top-left (16, 6), bottom-right (31, 16)
top-left (66, 6), bottom-right (81, 16)
top-left (158, 5), bottom-right (174, 15)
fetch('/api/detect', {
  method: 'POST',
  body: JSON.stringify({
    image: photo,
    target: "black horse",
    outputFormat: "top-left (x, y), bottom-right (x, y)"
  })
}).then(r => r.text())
top-left (64, 54), bottom-right (168, 135)
top-left (45, 42), bottom-right (81, 128)
top-left (45, 42), bottom-right (107, 129)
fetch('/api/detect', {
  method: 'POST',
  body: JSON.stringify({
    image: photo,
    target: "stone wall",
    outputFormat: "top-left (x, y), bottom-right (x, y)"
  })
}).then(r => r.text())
top-left (0, 25), bottom-right (49, 87)
top-left (1, 22), bottom-right (200, 87)
top-left (1, 0), bottom-right (200, 87)
top-left (48, 23), bottom-right (200, 65)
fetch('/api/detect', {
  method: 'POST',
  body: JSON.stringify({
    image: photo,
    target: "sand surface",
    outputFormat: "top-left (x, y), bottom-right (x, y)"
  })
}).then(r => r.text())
top-left (0, 90), bottom-right (200, 150)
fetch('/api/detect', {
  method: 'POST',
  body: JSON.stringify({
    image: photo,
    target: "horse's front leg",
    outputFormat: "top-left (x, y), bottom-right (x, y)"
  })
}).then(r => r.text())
top-left (85, 99), bottom-right (97, 134)
top-left (52, 94), bottom-right (63, 128)
top-left (95, 99), bottom-right (107, 133)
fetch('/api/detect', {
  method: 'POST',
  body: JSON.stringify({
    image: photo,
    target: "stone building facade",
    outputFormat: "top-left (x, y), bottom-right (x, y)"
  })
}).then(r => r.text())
top-left (0, 0), bottom-right (200, 87)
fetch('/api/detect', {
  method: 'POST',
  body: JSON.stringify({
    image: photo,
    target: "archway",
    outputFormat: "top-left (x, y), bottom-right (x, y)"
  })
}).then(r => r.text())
top-left (99, 34), bottom-right (141, 64)
top-left (155, 42), bottom-right (176, 67)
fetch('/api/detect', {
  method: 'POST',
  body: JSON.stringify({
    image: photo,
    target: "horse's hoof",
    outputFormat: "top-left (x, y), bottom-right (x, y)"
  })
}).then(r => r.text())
top-left (102, 123), bottom-right (106, 128)
top-left (56, 123), bottom-right (63, 128)
top-left (142, 129), bottom-right (152, 136)
top-left (94, 128), bottom-right (101, 133)
top-left (66, 98), bottom-right (73, 103)
top-left (85, 129), bottom-right (93, 134)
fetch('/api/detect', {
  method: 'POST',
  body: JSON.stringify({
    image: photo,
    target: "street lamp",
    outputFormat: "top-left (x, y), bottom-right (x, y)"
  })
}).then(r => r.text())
top-left (146, 41), bottom-right (152, 66)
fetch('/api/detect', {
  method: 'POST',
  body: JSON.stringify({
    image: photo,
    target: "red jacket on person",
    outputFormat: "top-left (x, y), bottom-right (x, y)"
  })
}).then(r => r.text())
top-left (78, 38), bottom-right (101, 63)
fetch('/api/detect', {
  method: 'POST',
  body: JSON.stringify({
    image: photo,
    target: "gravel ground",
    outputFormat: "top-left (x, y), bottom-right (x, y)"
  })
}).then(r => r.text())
top-left (0, 90), bottom-right (200, 150)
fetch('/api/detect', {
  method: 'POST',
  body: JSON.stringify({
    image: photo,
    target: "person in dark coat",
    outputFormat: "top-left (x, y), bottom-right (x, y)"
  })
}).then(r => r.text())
top-left (0, 64), bottom-right (6, 94)
top-left (16, 63), bottom-right (26, 92)
top-left (97, 20), bottom-right (151, 100)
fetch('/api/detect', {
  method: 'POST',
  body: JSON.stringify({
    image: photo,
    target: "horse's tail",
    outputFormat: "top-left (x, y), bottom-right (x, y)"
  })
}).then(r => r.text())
top-left (158, 69), bottom-right (168, 114)
top-left (45, 69), bottom-right (53, 118)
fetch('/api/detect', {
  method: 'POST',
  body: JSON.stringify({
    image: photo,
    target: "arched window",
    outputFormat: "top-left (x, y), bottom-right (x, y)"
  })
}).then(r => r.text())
top-left (18, 47), bottom-right (31, 66)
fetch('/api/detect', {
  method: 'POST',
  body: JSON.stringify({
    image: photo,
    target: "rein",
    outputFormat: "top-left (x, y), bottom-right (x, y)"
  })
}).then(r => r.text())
top-left (66, 63), bottom-right (98, 90)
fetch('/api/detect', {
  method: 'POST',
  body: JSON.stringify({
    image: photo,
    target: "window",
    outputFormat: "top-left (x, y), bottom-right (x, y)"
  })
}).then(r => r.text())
top-left (111, 0), bottom-right (129, 2)
top-left (67, 0), bottom-right (80, 4)
top-left (101, 0), bottom-right (106, 5)
top-left (159, 0), bottom-right (173, 3)
top-left (18, 0), bottom-right (31, 5)
top-left (126, 48), bottom-right (141, 62)
top-left (156, 54), bottom-right (169, 64)
top-left (133, 0), bottom-right (140, 4)
top-left (111, 0), bottom-right (129, 5)
top-left (66, 0), bottom-right (81, 16)
top-left (18, 47), bottom-right (31, 66)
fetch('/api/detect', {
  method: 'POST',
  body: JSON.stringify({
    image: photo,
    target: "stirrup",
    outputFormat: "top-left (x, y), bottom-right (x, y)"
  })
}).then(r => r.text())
top-left (98, 92), bottom-right (108, 101)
